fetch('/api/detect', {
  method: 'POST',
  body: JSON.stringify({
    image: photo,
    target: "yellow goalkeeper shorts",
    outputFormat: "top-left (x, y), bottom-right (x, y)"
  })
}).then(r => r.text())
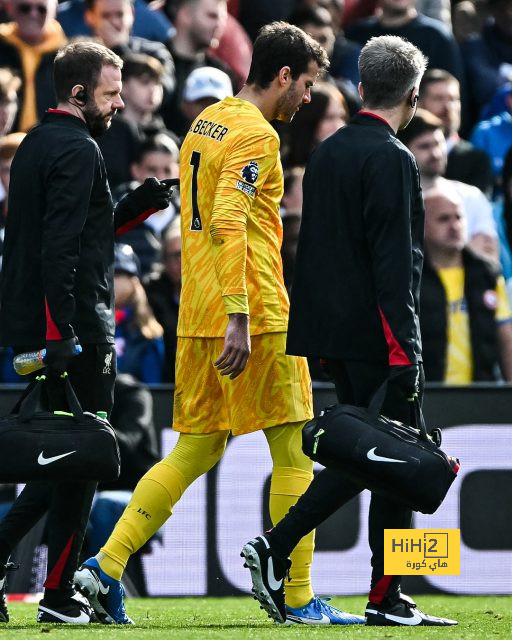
top-left (173, 332), bottom-right (313, 435)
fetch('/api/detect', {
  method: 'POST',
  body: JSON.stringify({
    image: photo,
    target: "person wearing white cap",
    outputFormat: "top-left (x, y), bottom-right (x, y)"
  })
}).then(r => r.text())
top-left (180, 65), bottom-right (233, 128)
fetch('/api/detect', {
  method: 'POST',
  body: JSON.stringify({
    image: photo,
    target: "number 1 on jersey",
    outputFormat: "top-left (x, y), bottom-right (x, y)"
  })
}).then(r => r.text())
top-left (190, 150), bottom-right (202, 231)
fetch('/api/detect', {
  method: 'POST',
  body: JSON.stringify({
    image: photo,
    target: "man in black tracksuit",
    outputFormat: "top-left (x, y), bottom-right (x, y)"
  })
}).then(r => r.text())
top-left (242, 36), bottom-right (457, 626)
top-left (0, 41), bottom-right (174, 624)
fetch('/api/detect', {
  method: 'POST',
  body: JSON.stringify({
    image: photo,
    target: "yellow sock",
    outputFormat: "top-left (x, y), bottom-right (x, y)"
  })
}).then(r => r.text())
top-left (98, 432), bottom-right (228, 580)
top-left (98, 462), bottom-right (186, 580)
top-left (269, 466), bottom-right (315, 609)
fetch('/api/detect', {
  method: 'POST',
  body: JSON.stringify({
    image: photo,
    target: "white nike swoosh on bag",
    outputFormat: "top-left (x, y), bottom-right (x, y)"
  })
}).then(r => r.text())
top-left (37, 450), bottom-right (76, 466)
top-left (266, 557), bottom-right (283, 592)
top-left (366, 447), bottom-right (407, 464)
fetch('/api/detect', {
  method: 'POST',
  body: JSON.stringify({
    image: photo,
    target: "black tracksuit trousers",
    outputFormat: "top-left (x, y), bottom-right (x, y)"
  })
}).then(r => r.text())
top-left (267, 359), bottom-right (424, 605)
top-left (0, 344), bottom-right (115, 602)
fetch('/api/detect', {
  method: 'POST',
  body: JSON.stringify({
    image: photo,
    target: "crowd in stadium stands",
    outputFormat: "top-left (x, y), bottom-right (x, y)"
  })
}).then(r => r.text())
top-left (2, 0), bottom-right (512, 388)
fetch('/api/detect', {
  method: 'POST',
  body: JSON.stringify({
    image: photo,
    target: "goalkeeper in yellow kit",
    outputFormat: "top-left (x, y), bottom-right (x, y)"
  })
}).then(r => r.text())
top-left (74, 22), bottom-right (363, 626)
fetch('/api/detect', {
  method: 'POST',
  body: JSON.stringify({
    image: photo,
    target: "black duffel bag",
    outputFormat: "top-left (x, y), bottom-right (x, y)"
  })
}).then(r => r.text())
top-left (302, 381), bottom-right (459, 514)
top-left (0, 374), bottom-right (120, 482)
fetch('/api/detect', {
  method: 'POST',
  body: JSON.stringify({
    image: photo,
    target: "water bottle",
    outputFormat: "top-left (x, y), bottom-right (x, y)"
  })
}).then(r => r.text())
top-left (13, 344), bottom-right (82, 375)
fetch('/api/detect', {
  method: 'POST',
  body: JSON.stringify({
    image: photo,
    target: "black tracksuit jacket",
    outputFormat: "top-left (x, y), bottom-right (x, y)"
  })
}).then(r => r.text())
top-left (287, 113), bottom-right (424, 365)
top-left (0, 111), bottom-right (151, 347)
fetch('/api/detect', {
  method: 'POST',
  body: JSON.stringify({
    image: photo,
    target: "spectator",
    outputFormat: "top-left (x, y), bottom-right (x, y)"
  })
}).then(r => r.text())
top-left (0, 132), bottom-right (25, 274)
top-left (461, 0), bottom-right (512, 116)
top-left (208, 11), bottom-right (252, 89)
top-left (0, 133), bottom-right (25, 384)
top-left (0, 68), bottom-right (20, 137)
top-left (180, 65), bottom-right (233, 131)
top-left (58, 0), bottom-right (173, 42)
top-left (113, 133), bottom-right (180, 275)
top-left (283, 81), bottom-right (347, 166)
top-left (144, 218), bottom-right (181, 382)
top-left (290, 5), bottom-right (361, 89)
top-left (452, 0), bottom-right (488, 43)
top-left (0, 0), bottom-right (67, 131)
top-left (84, 0), bottom-right (175, 98)
top-left (114, 243), bottom-right (165, 383)
top-left (398, 109), bottom-right (499, 262)
top-left (419, 68), bottom-right (494, 196)
top-left (120, 53), bottom-right (168, 138)
top-left (162, 0), bottom-right (235, 136)
top-left (416, 0), bottom-right (452, 28)
top-left (281, 166), bottom-right (305, 292)
top-left (237, 0), bottom-right (297, 41)
top-left (493, 146), bottom-right (512, 289)
top-left (420, 183), bottom-right (512, 383)
top-left (470, 88), bottom-right (512, 187)
top-left (345, 0), bottom-right (465, 85)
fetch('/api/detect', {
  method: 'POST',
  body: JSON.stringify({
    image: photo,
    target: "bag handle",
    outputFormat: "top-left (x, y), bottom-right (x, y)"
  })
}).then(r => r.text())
top-left (367, 378), bottom-right (429, 442)
top-left (11, 376), bottom-right (42, 418)
top-left (16, 373), bottom-right (85, 423)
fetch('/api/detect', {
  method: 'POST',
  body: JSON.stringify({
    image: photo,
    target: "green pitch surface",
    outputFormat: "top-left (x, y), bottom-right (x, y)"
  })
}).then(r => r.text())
top-left (4, 595), bottom-right (511, 638)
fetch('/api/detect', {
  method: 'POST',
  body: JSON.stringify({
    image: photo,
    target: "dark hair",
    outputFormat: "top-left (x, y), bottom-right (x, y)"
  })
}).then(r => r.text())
top-left (85, 0), bottom-right (133, 9)
top-left (164, 0), bottom-right (200, 21)
top-left (134, 133), bottom-right (180, 164)
top-left (289, 6), bottom-right (333, 29)
top-left (396, 108), bottom-right (443, 148)
top-left (53, 41), bottom-right (123, 103)
top-left (420, 68), bottom-right (458, 97)
top-left (122, 53), bottom-right (164, 82)
top-left (246, 21), bottom-right (329, 90)
top-left (284, 81), bottom-right (347, 166)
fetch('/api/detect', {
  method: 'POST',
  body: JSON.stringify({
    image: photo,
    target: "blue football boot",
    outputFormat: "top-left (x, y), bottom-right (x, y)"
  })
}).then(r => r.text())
top-left (73, 557), bottom-right (133, 625)
top-left (284, 596), bottom-right (366, 625)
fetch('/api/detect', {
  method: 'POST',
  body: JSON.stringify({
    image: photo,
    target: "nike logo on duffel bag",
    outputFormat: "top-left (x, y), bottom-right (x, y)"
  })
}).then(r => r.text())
top-left (366, 447), bottom-right (406, 463)
top-left (37, 450), bottom-right (77, 465)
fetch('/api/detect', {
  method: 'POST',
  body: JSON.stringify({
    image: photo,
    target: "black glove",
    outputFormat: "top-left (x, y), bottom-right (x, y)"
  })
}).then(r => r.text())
top-left (389, 364), bottom-right (420, 401)
top-left (44, 336), bottom-right (81, 374)
top-left (129, 177), bottom-right (176, 212)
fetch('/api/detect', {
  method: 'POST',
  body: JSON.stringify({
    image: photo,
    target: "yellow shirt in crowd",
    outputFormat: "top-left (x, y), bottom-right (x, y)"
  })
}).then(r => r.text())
top-left (438, 267), bottom-right (512, 383)
top-left (177, 97), bottom-right (289, 338)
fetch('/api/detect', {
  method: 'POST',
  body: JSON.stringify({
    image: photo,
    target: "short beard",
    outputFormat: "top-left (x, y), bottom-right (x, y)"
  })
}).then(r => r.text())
top-left (83, 102), bottom-right (112, 139)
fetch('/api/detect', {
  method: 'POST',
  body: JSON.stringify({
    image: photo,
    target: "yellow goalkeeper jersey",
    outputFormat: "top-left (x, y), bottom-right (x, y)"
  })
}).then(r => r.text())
top-left (177, 96), bottom-right (289, 338)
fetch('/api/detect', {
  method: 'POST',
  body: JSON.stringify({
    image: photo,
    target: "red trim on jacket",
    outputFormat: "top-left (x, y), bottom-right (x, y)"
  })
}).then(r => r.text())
top-left (44, 533), bottom-right (76, 589)
top-left (369, 575), bottom-right (394, 603)
top-left (47, 109), bottom-right (74, 115)
top-left (45, 299), bottom-right (63, 340)
top-left (378, 307), bottom-right (411, 365)
top-left (115, 207), bottom-right (157, 236)
top-left (358, 111), bottom-right (391, 127)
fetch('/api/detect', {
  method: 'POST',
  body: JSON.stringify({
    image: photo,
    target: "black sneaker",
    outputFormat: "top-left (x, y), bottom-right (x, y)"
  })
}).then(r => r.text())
top-left (37, 592), bottom-right (95, 624)
top-left (0, 562), bottom-right (18, 623)
top-left (366, 594), bottom-right (457, 626)
top-left (240, 535), bottom-right (291, 624)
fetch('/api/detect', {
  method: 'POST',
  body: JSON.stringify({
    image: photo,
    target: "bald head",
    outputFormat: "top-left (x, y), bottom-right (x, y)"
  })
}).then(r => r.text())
top-left (424, 186), bottom-right (466, 256)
